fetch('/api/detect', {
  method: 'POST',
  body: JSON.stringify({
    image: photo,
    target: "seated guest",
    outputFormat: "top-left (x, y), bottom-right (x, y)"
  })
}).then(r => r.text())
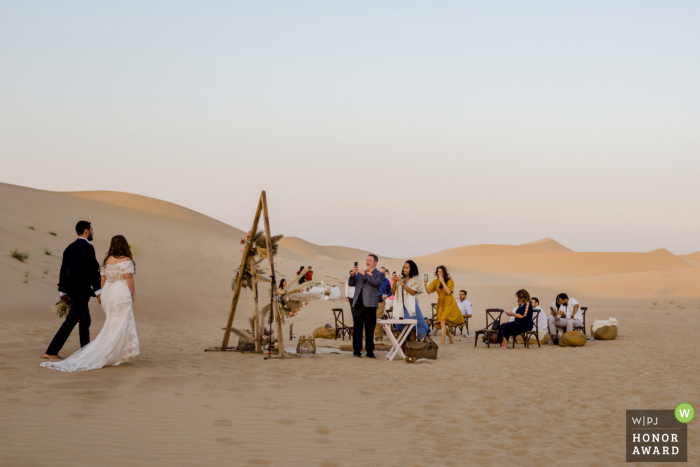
top-left (374, 267), bottom-right (393, 342)
top-left (530, 297), bottom-right (549, 342)
top-left (391, 260), bottom-right (430, 347)
top-left (457, 290), bottom-right (472, 318)
top-left (497, 289), bottom-right (533, 349)
top-left (548, 293), bottom-right (584, 340)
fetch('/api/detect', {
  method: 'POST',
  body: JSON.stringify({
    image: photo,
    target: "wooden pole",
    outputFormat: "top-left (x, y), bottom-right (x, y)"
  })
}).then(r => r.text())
top-left (251, 256), bottom-right (261, 353)
top-left (219, 195), bottom-right (264, 350)
top-left (261, 191), bottom-right (286, 358)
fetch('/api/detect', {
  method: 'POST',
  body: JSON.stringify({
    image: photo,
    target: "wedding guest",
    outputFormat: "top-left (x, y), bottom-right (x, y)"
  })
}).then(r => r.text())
top-left (380, 267), bottom-right (395, 313)
top-left (457, 290), bottom-right (472, 318)
top-left (297, 265), bottom-right (306, 284)
top-left (497, 289), bottom-right (533, 349)
top-left (423, 265), bottom-right (463, 346)
top-left (374, 268), bottom-right (393, 342)
top-left (530, 297), bottom-right (549, 343)
top-left (278, 279), bottom-right (287, 294)
top-left (348, 254), bottom-right (385, 358)
top-left (305, 266), bottom-right (314, 283)
top-left (345, 270), bottom-right (355, 314)
top-left (391, 260), bottom-right (430, 347)
top-left (548, 293), bottom-right (583, 339)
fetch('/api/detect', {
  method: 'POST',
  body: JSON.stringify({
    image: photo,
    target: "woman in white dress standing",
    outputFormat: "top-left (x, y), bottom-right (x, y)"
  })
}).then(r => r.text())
top-left (42, 235), bottom-right (140, 372)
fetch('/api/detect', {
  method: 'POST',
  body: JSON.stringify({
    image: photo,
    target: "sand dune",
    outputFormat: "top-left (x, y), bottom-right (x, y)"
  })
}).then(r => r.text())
top-left (278, 236), bottom-right (382, 262)
top-left (423, 237), bottom-right (573, 257)
top-left (2, 182), bottom-right (699, 466)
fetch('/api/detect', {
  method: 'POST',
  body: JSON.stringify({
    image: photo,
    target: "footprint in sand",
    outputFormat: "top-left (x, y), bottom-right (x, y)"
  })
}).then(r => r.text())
top-left (318, 462), bottom-right (339, 467)
top-left (246, 460), bottom-right (271, 466)
top-left (214, 438), bottom-right (240, 446)
top-left (213, 419), bottom-right (233, 426)
top-left (312, 438), bottom-right (331, 445)
top-left (276, 419), bottom-right (295, 425)
top-left (360, 390), bottom-right (374, 396)
top-left (314, 427), bottom-right (331, 435)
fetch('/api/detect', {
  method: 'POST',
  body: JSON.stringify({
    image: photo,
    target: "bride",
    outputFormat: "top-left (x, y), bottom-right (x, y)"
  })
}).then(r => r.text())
top-left (42, 235), bottom-right (140, 372)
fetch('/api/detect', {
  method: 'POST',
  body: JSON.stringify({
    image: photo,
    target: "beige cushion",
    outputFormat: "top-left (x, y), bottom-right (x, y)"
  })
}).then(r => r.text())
top-left (312, 326), bottom-right (337, 339)
top-left (559, 331), bottom-right (587, 347)
top-left (593, 325), bottom-right (617, 340)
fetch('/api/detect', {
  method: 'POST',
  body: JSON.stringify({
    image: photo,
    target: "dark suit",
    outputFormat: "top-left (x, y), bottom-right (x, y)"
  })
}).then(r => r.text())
top-left (348, 269), bottom-right (385, 356)
top-left (46, 238), bottom-right (102, 355)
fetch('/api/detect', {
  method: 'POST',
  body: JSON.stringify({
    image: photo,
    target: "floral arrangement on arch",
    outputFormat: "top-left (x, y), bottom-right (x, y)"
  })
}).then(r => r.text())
top-left (231, 230), bottom-right (283, 292)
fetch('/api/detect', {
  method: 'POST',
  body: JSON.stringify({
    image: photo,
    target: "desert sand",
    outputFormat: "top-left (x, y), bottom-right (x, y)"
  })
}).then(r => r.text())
top-left (1, 181), bottom-right (698, 466)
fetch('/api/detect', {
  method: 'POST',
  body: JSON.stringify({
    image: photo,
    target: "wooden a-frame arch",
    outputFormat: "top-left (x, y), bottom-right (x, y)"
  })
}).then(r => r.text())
top-left (205, 191), bottom-right (286, 357)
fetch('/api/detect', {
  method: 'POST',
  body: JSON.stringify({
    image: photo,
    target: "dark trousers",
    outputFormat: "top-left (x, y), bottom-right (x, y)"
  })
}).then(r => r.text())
top-left (46, 295), bottom-right (92, 355)
top-left (498, 321), bottom-right (530, 344)
top-left (352, 300), bottom-right (377, 356)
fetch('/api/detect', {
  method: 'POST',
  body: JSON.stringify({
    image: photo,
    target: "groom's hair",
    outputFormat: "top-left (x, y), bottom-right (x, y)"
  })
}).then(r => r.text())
top-left (75, 220), bottom-right (91, 235)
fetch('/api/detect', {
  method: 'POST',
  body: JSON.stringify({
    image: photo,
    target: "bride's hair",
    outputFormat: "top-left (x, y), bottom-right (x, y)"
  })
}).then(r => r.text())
top-left (103, 235), bottom-right (135, 270)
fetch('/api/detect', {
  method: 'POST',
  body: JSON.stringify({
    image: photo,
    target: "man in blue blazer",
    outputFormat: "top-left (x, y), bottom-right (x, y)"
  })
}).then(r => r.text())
top-left (348, 254), bottom-right (385, 358)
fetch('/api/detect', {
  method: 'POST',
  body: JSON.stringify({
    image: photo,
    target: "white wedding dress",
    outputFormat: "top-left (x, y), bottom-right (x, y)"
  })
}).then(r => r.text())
top-left (41, 260), bottom-right (140, 372)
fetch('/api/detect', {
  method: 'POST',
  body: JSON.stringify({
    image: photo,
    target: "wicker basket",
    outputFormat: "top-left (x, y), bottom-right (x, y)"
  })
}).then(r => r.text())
top-left (405, 338), bottom-right (438, 360)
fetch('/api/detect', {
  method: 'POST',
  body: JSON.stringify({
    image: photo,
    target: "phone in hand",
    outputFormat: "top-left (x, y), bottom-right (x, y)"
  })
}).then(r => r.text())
top-left (354, 261), bottom-right (358, 267)
top-left (424, 274), bottom-right (428, 281)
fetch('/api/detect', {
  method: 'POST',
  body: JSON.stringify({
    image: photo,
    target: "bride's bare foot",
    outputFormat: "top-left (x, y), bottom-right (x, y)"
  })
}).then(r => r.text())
top-left (44, 354), bottom-right (62, 360)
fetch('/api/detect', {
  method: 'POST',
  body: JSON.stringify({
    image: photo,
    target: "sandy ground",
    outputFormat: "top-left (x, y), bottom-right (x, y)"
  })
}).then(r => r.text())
top-left (1, 182), bottom-right (698, 466)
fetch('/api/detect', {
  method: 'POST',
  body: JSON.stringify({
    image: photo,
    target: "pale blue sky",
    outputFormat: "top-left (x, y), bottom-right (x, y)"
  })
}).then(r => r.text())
top-left (1, 1), bottom-right (699, 257)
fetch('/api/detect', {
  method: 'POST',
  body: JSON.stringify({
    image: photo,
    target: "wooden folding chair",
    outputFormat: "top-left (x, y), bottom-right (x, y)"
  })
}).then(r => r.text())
top-left (429, 303), bottom-right (437, 330)
top-left (572, 307), bottom-right (587, 334)
top-left (332, 308), bottom-right (352, 341)
top-left (511, 309), bottom-right (542, 349)
top-left (456, 315), bottom-right (470, 336)
top-left (473, 309), bottom-right (504, 348)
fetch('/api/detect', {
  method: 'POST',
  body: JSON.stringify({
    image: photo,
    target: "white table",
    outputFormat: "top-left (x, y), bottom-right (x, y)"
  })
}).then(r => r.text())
top-left (376, 318), bottom-right (417, 361)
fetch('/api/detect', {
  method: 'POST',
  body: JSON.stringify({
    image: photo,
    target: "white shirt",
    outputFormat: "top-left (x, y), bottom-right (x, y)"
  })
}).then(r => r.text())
top-left (457, 298), bottom-right (472, 316)
top-left (345, 279), bottom-right (355, 299)
top-left (559, 298), bottom-right (582, 322)
top-left (59, 237), bottom-right (101, 297)
top-left (533, 306), bottom-right (548, 332)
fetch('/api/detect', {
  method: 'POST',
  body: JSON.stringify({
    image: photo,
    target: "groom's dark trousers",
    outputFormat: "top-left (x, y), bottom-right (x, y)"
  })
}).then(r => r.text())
top-left (46, 294), bottom-right (92, 355)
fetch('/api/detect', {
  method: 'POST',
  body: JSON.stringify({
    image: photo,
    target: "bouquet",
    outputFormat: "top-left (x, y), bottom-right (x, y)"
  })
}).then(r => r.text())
top-left (54, 296), bottom-right (70, 319)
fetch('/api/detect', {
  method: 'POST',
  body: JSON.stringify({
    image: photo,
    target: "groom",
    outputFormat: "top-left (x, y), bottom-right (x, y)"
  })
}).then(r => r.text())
top-left (348, 254), bottom-right (385, 358)
top-left (44, 221), bottom-right (102, 360)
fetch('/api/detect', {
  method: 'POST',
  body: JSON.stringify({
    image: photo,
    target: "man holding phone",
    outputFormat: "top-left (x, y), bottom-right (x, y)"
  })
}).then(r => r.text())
top-left (348, 254), bottom-right (385, 358)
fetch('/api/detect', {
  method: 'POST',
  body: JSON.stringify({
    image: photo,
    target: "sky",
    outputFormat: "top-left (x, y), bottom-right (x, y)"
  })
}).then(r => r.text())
top-left (1, 1), bottom-right (699, 257)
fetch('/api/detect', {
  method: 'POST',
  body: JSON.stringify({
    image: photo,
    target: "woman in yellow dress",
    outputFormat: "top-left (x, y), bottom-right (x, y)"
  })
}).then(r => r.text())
top-left (423, 265), bottom-right (463, 346)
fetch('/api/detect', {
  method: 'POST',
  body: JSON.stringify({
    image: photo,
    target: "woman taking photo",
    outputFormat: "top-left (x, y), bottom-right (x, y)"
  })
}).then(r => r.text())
top-left (392, 260), bottom-right (430, 347)
top-left (423, 265), bottom-right (463, 346)
top-left (497, 289), bottom-right (533, 349)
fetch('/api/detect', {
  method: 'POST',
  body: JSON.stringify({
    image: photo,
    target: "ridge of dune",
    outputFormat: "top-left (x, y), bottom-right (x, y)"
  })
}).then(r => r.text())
top-left (277, 236), bottom-right (382, 262)
top-left (67, 190), bottom-right (209, 222)
top-left (682, 251), bottom-right (700, 262)
top-left (422, 238), bottom-right (572, 258)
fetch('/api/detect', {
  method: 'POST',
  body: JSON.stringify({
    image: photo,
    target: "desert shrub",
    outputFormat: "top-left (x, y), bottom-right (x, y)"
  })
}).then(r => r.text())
top-left (11, 249), bottom-right (29, 262)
